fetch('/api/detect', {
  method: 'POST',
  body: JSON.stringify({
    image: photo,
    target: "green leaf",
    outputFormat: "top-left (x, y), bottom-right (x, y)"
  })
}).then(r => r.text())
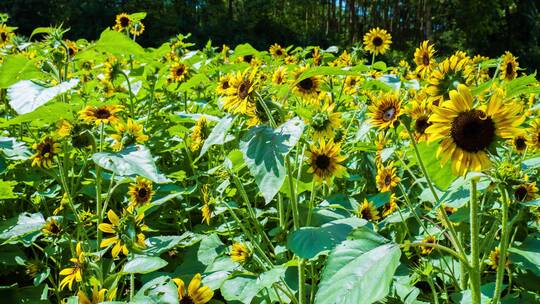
top-left (134, 276), bottom-right (177, 304)
top-left (233, 43), bottom-right (259, 58)
top-left (8, 79), bottom-right (79, 114)
top-left (0, 212), bottom-right (45, 242)
top-left (0, 137), bottom-right (32, 160)
top-left (123, 256), bottom-right (168, 274)
top-left (314, 231), bottom-right (401, 304)
top-left (143, 235), bottom-right (184, 256)
top-left (197, 234), bottom-right (225, 265)
top-left (76, 29), bottom-right (146, 60)
top-left (0, 55), bottom-right (42, 88)
top-left (505, 73), bottom-right (538, 97)
top-left (522, 157), bottom-right (540, 170)
top-left (92, 145), bottom-right (170, 183)
top-left (199, 115), bottom-right (235, 158)
top-left (221, 266), bottom-right (288, 303)
top-left (0, 180), bottom-right (17, 199)
top-left (240, 117), bottom-right (305, 203)
top-left (413, 141), bottom-right (455, 190)
top-left (509, 237), bottom-right (540, 276)
top-left (29, 27), bottom-right (55, 39)
top-left (0, 101), bottom-right (76, 128)
top-left (287, 218), bottom-right (365, 259)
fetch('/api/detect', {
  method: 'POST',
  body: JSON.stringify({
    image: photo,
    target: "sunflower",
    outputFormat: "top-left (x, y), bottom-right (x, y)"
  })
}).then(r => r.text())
top-left (368, 92), bottom-right (402, 129)
top-left (65, 40), bottom-right (79, 57)
top-left (307, 139), bottom-right (347, 183)
top-left (172, 274), bottom-right (213, 304)
top-left (77, 284), bottom-right (110, 304)
top-left (382, 194), bottom-right (398, 217)
top-left (312, 47), bottom-right (322, 66)
top-left (514, 182), bottom-right (538, 202)
top-left (130, 22), bottom-right (145, 37)
top-left (110, 119), bottom-right (148, 151)
top-left (59, 242), bottom-right (84, 290)
top-left (128, 176), bottom-right (154, 210)
top-left (42, 218), bottom-right (61, 236)
top-left (272, 66), bottom-right (288, 85)
top-left (98, 210), bottom-right (148, 258)
top-left (31, 137), bottom-right (61, 168)
top-left (420, 235), bottom-right (436, 255)
top-left (500, 51), bottom-right (518, 81)
top-left (344, 76), bottom-right (362, 95)
top-left (79, 105), bottom-right (122, 126)
top-left (331, 50), bottom-right (352, 67)
top-left (413, 40), bottom-right (436, 78)
top-left (0, 24), bottom-right (13, 47)
top-left (269, 43), bottom-right (287, 58)
top-left (309, 103), bottom-right (342, 140)
top-left (216, 74), bottom-right (232, 95)
top-left (190, 116), bottom-right (209, 151)
top-left (529, 120), bottom-right (540, 150)
top-left (511, 134), bottom-right (528, 154)
top-left (426, 85), bottom-right (524, 175)
top-left (222, 68), bottom-right (258, 115)
top-left (427, 55), bottom-right (471, 105)
top-left (230, 243), bottom-right (251, 263)
top-left (114, 13), bottom-right (132, 31)
top-left (363, 28), bottom-right (392, 56)
top-left (487, 247), bottom-right (509, 270)
top-left (170, 62), bottom-right (189, 82)
top-left (376, 162), bottom-right (400, 192)
top-left (408, 97), bottom-right (433, 141)
top-left (293, 65), bottom-right (321, 101)
top-left (357, 199), bottom-right (380, 221)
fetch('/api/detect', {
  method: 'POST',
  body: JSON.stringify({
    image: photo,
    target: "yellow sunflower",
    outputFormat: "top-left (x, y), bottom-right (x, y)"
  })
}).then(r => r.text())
top-left (170, 62), bottom-right (189, 82)
top-left (425, 85), bottom-right (524, 175)
top-left (59, 242), bottom-right (84, 290)
top-left (413, 40), bottom-right (436, 78)
top-left (77, 284), bottom-right (111, 304)
top-left (230, 242), bottom-right (251, 263)
top-left (216, 74), bottom-right (232, 95)
top-left (114, 13), bottom-right (132, 31)
top-left (344, 76), bottom-right (362, 95)
top-left (0, 24), bottom-right (13, 47)
top-left (272, 66), bottom-right (288, 85)
top-left (511, 134), bottom-right (528, 154)
top-left (376, 162), bottom-right (400, 192)
top-left (42, 218), bottom-right (61, 236)
top-left (382, 193), bottom-right (398, 217)
top-left (363, 28), bottom-right (392, 56)
top-left (128, 176), bottom-right (154, 210)
top-left (357, 199), bottom-right (380, 221)
top-left (331, 50), bottom-right (352, 67)
top-left (293, 65), bottom-right (321, 101)
top-left (514, 182), bottom-right (538, 202)
top-left (65, 40), bottom-right (79, 57)
top-left (368, 92), bottom-right (402, 129)
top-left (79, 105), bottom-right (122, 126)
top-left (269, 43), bottom-right (287, 58)
top-left (222, 68), bottom-right (258, 115)
top-left (420, 235), bottom-right (437, 255)
top-left (427, 55), bottom-right (471, 105)
top-left (98, 210), bottom-right (148, 258)
top-left (408, 97), bottom-right (433, 141)
top-left (307, 139), bottom-right (347, 183)
top-left (487, 247), bottom-right (509, 270)
top-left (529, 120), bottom-right (540, 150)
top-left (172, 274), bottom-right (213, 304)
top-left (32, 137), bottom-right (61, 168)
top-left (309, 103), bottom-right (342, 140)
top-left (111, 119), bottom-right (148, 151)
top-left (190, 116), bottom-right (209, 151)
top-left (130, 22), bottom-right (145, 37)
top-left (500, 51), bottom-right (518, 81)
top-left (312, 47), bottom-right (322, 66)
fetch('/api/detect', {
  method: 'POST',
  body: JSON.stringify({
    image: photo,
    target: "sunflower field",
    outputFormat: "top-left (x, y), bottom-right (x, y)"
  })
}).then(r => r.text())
top-left (1, 11), bottom-right (540, 304)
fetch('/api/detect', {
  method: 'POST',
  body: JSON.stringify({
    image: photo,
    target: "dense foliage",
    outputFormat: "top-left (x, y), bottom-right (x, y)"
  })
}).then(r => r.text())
top-left (1, 10), bottom-right (540, 304)
top-left (1, 0), bottom-right (540, 74)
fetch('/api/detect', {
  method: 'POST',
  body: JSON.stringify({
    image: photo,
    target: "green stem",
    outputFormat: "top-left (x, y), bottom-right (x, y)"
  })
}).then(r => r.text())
top-left (298, 259), bottom-right (307, 304)
top-left (306, 180), bottom-right (316, 226)
top-left (96, 123), bottom-right (104, 249)
top-left (469, 178), bottom-right (481, 304)
top-left (493, 186), bottom-right (510, 303)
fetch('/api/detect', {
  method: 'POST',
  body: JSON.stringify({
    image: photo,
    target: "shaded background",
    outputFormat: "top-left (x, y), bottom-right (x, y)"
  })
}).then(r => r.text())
top-left (1, 0), bottom-right (540, 73)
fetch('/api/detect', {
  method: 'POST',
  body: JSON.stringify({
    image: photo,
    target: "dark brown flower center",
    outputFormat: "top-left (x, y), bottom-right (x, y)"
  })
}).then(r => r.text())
top-left (422, 53), bottom-right (430, 66)
top-left (1, 32), bottom-right (8, 42)
top-left (298, 78), bottom-right (314, 91)
top-left (514, 186), bottom-right (528, 201)
top-left (382, 107), bottom-right (396, 122)
top-left (276, 49), bottom-right (283, 56)
top-left (175, 65), bottom-right (185, 77)
top-left (506, 62), bottom-right (513, 76)
top-left (361, 207), bottom-right (373, 219)
top-left (450, 109), bottom-right (495, 152)
top-left (95, 108), bottom-right (111, 119)
top-left (243, 55), bottom-right (253, 63)
top-left (315, 154), bottom-right (331, 170)
top-left (238, 80), bottom-right (251, 99)
top-left (514, 137), bottom-right (527, 151)
top-left (138, 187), bottom-right (148, 199)
top-left (180, 296), bottom-right (195, 304)
top-left (372, 37), bottom-right (383, 47)
top-left (415, 116), bottom-right (431, 134)
top-left (384, 174), bottom-right (392, 186)
top-left (221, 81), bottom-right (230, 89)
top-left (40, 143), bottom-right (52, 156)
top-left (120, 16), bottom-right (130, 28)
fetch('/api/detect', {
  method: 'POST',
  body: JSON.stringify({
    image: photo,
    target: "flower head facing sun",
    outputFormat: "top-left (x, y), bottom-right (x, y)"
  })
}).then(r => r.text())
top-left (32, 137), bottom-right (61, 168)
top-left (363, 28), bottom-right (392, 55)
top-left (269, 43), bottom-right (287, 58)
top-left (170, 62), bottom-right (189, 82)
top-left (376, 162), bottom-right (400, 192)
top-left (293, 65), bottom-right (321, 101)
top-left (222, 68), bottom-right (259, 115)
top-left (59, 242), bottom-right (84, 290)
top-left (426, 85), bottom-right (524, 175)
top-left (357, 199), bottom-right (380, 221)
top-left (500, 51), bottom-right (518, 81)
top-left (128, 176), bottom-right (154, 210)
top-left (79, 105), bottom-right (122, 126)
top-left (230, 242), bottom-right (251, 263)
top-left (307, 139), bottom-right (347, 183)
top-left (172, 274), bottom-right (213, 304)
top-left (414, 40), bottom-right (436, 78)
top-left (368, 92), bottom-right (402, 129)
top-left (111, 119), bottom-right (148, 151)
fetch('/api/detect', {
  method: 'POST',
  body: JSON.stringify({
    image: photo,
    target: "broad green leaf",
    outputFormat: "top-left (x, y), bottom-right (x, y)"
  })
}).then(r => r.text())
top-left (0, 137), bottom-right (32, 160)
top-left (240, 117), bottom-right (305, 203)
top-left (144, 235), bottom-right (184, 256)
top-left (0, 180), bottom-right (17, 199)
top-left (314, 230), bottom-right (401, 304)
top-left (123, 256), bottom-right (168, 274)
top-left (450, 282), bottom-right (501, 304)
top-left (134, 276), bottom-right (177, 304)
top-left (505, 73), bottom-right (538, 97)
top-left (8, 79), bottom-right (79, 114)
top-left (509, 237), bottom-right (540, 276)
top-left (413, 141), bottom-right (455, 190)
top-left (0, 55), bottom-right (42, 88)
top-left (232, 43), bottom-right (259, 58)
top-left (92, 145), bottom-right (170, 183)
top-left (78, 29), bottom-right (146, 58)
top-left (197, 234), bottom-right (225, 265)
top-left (522, 157), bottom-right (540, 170)
top-left (287, 218), bottom-right (365, 259)
top-left (199, 115), bottom-right (235, 157)
top-left (0, 101), bottom-right (76, 128)
top-left (221, 266), bottom-right (288, 303)
top-left (0, 212), bottom-right (45, 241)
top-left (29, 27), bottom-right (55, 39)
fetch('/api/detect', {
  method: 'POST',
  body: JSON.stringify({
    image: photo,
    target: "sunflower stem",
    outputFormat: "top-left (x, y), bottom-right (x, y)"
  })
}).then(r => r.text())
top-left (298, 258), bottom-right (307, 304)
top-left (493, 186), bottom-right (510, 304)
top-left (469, 178), bottom-right (481, 304)
top-left (306, 180), bottom-right (316, 226)
top-left (96, 123), bottom-right (104, 252)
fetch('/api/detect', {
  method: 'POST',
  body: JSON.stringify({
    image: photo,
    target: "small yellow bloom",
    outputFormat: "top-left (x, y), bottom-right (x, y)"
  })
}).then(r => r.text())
top-left (357, 199), bottom-right (380, 221)
top-left (59, 242), bottom-right (84, 290)
top-left (172, 274), bottom-right (214, 304)
top-left (230, 243), bottom-right (251, 263)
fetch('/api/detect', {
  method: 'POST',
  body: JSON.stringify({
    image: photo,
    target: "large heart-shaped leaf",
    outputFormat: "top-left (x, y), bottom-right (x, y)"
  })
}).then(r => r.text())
top-left (314, 229), bottom-right (401, 304)
top-left (0, 212), bottom-right (45, 242)
top-left (8, 79), bottom-right (79, 114)
top-left (221, 266), bottom-right (288, 303)
top-left (240, 117), bottom-right (304, 203)
top-left (0, 55), bottom-right (42, 88)
top-left (199, 115), bottom-right (235, 157)
top-left (123, 256), bottom-right (168, 274)
top-left (92, 145), bottom-right (170, 183)
top-left (0, 137), bottom-right (32, 160)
